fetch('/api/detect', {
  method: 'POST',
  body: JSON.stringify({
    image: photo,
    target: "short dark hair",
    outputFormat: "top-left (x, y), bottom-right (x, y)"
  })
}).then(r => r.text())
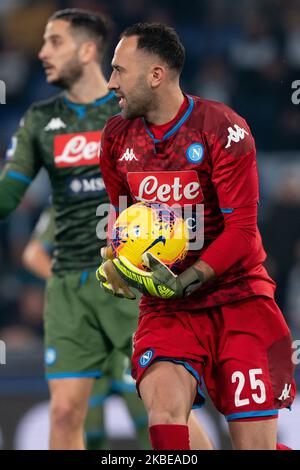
top-left (121, 23), bottom-right (185, 74)
top-left (49, 8), bottom-right (112, 62)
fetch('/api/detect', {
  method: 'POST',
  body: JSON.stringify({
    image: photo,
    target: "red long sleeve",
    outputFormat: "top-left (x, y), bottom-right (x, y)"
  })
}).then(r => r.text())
top-left (200, 204), bottom-right (261, 276)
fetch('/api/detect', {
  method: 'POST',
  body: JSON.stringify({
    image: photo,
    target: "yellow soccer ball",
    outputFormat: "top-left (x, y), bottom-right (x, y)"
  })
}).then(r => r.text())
top-left (111, 202), bottom-right (189, 270)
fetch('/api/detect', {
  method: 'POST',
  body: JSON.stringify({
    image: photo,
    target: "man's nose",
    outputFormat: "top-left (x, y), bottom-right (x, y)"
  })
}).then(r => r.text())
top-left (108, 73), bottom-right (118, 91)
top-left (38, 44), bottom-right (49, 61)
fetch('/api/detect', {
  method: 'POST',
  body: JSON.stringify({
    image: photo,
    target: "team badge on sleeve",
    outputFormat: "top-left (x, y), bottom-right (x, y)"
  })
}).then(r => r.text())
top-left (45, 347), bottom-right (57, 366)
top-left (139, 349), bottom-right (154, 368)
top-left (5, 136), bottom-right (17, 160)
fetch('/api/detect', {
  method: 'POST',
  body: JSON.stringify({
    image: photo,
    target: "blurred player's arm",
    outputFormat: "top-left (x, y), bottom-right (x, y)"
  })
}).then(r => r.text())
top-left (22, 207), bottom-right (54, 279)
top-left (22, 240), bottom-right (52, 279)
top-left (97, 125), bottom-right (136, 299)
top-left (0, 108), bottom-right (42, 218)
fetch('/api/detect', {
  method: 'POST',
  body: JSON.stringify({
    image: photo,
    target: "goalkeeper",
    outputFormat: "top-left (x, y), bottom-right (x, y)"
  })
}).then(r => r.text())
top-left (97, 23), bottom-right (295, 450)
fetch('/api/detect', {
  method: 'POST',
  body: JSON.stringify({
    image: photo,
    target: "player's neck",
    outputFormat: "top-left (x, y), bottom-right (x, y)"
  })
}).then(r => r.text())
top-left (66, 66), bottom-right (108, 104)
top-left (145, 88), bottom-right (185, 125)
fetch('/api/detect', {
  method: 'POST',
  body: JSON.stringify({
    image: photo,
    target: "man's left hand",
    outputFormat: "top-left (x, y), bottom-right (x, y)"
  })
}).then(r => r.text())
top-left (112, 253), bottom-right (204, 299)
top-left (96, 258), bottom-right (136, 300)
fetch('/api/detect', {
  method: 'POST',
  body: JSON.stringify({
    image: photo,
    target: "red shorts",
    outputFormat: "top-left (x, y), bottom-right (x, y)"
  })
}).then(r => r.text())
top-left (132, 296), bottom-right (296, 421)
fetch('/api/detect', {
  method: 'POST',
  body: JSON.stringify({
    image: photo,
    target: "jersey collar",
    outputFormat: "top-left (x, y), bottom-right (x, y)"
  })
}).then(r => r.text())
top-left (63, 91), bottom-right (115, 118)
top-left (142, 94), bottom-right (194, 143)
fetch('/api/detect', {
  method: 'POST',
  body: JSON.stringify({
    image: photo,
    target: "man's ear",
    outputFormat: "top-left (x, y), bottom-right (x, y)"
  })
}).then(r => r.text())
top-left (150, 65), bottom-right (165, 88)
top-left (79, 41), bottom-right (97, 64)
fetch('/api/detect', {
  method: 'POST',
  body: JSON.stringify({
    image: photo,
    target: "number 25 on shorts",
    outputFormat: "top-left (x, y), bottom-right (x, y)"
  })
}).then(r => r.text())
top-left (232, 368), bottom-right (266, 407)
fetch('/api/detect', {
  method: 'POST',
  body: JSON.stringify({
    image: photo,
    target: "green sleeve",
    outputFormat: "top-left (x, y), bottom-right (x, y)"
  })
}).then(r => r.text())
top-left (0, 107), bottom-right (42, 218)
top-left (31, 206), bottom-right (55, 252)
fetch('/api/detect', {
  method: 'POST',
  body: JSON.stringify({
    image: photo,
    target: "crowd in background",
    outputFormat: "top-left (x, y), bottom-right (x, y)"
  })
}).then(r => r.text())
top-left (0, 0), bottom-right (299, 385)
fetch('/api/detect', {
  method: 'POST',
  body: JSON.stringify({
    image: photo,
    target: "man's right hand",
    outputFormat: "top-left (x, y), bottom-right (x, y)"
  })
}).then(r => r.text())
top-left (96, 247), bottom-right (136, 300)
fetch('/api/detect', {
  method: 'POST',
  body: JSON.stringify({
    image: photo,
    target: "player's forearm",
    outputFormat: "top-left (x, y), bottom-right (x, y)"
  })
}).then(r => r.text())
top-left (198, 204), bottom-right (258, 278)
top-left (176, 259), bottom-right (215, 296)
top-left (0, 173), bottom-right (28, 218)
top-left (22, 240), bottom-right (52, 280)
top-left (192, 259), bottom-right (216, 282)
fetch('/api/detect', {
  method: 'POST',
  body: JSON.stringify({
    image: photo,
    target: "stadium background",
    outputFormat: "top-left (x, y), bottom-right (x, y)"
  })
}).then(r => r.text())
top-left (0, 0), bottom-right (299, 449)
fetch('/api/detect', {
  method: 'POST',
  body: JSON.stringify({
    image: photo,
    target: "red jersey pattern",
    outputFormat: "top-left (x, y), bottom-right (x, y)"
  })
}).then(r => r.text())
top-left (100, 95), bottom-right (276, 315)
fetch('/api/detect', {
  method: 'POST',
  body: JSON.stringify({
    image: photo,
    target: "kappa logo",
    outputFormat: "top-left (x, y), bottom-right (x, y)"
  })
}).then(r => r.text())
top-left (44, 117), bottom-right (66, 131)
top-left (119, 148), bottom-right (138, 162)
top-left (225, 124), bottom-right (249, 148)
top-left (278, 383), bottom-right (291, 401)
top-left (139, 349), bottom-right (154, 368)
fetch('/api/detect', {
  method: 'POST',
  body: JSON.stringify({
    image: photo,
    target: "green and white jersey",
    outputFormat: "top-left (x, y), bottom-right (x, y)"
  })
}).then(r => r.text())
top-left (2, 92), bottom-right (119, 273)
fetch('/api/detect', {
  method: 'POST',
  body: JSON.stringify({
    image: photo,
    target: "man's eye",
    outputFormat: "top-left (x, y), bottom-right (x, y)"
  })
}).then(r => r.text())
top-left (51, 38), bottom-right (62, 47)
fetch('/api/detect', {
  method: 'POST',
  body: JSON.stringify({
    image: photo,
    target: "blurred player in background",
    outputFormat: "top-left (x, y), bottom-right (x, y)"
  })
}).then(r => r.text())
top-left (0, 8), bottom-right (149, 450)
top-left (22, 206), bottom-right (150, 449)
top-left (0, 9), bottom-right (211, 450)
top-left (98, 23), bottom-right (295, 450)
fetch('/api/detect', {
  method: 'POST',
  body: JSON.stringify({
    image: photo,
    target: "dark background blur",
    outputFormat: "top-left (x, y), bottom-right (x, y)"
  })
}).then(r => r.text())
top-left (0, 0), bottom-right (299, 449)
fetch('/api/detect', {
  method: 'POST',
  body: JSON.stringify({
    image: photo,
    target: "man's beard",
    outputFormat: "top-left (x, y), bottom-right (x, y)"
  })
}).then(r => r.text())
top-left (122, 76), bottom-right (155, 120)
top-left (49, 57), bottom-right (83, 90)
top-left (122, 97), bottom-right (154, 120)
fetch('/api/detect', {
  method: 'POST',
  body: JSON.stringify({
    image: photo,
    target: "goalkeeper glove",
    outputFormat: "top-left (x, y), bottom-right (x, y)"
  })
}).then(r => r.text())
top-left (112, 252), bottom-right (204, 299)
top-left (96, 248), bottom-right (136, 300)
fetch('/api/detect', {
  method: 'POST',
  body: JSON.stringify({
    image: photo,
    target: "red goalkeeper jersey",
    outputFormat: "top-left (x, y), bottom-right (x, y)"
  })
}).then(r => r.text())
top-left (100, 94), bottom-right (276, 315)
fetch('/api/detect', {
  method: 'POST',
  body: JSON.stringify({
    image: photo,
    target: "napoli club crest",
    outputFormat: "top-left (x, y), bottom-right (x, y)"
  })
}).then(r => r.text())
top-left (139, 349), bottom-right (154, 368)
top-left (186, 143), bottom-right (204, 164)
